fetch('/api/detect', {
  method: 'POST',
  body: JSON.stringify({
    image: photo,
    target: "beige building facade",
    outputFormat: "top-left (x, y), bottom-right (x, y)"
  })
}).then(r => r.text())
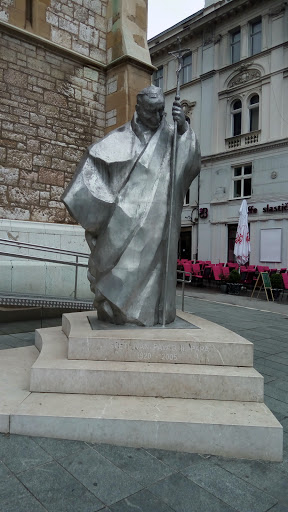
top-left (149, 0), bottom-right (288, 268)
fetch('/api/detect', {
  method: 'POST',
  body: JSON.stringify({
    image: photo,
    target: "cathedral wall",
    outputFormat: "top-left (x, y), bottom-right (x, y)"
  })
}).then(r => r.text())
top-left (0, 29), bottom-right (106, 224)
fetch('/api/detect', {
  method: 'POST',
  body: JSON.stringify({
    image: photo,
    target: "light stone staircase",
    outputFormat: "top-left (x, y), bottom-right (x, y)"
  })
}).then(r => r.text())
top-left (8, 310), bottom-right (283, 461)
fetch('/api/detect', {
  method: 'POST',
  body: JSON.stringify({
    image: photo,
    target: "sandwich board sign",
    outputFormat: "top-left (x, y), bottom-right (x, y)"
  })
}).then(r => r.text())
top-left (251, 272), bottom-right (274, 301)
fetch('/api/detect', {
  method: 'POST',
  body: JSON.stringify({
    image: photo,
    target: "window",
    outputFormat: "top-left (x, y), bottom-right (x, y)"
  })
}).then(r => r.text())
top-left (181, 53), bottom-right (192, 84)
top-left (184, 189), bottom-right (190, 206)
top-left (227, 224), bottom-right (238, 262)
top-left (231, 99), bottom-right (242, 136)
top-left (26, 0), bottom-right (33, 24)
top-left (153, 66), bottom-right (163, 90)
top-left (231, 28), bottom-right (240, 63)
top-left (248, 94), bottom-right (259, 132)
top-left (233, 164), bottom-right (252, 198)
top-left (250, 19), bottom-right (262, 55)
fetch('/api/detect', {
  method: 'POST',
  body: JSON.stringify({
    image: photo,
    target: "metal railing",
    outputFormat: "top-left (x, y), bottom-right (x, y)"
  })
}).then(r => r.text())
top-left (0, 238), bottom-right (90, 304)
top-left (177, 270), bottom-right (192, 312)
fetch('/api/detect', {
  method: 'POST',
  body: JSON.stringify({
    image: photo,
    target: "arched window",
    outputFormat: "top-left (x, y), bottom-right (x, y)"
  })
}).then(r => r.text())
top-left (248, 94), bottom-right (259, 132)
top-left (231, 99), bottom-right (242, 136)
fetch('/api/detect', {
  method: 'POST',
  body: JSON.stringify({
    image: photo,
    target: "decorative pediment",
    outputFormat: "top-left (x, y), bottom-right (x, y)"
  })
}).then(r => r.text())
top-left (228, 67), bottom-right (261, 88)
top-left (181, 100), bottom-right (196, 118)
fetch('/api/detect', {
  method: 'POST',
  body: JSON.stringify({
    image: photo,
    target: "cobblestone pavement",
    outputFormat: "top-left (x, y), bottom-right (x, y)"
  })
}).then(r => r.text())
top-left (0, 290), bottom-right (287, 512)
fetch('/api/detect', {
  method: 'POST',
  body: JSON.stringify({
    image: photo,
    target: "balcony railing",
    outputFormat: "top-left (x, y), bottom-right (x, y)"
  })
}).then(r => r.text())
top-left (225, 130), bottom-right (261, 150)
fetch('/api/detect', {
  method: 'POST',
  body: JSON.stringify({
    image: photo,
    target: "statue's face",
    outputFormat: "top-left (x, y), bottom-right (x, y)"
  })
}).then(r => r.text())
top-left (136, 96), bottom-right (165, 130)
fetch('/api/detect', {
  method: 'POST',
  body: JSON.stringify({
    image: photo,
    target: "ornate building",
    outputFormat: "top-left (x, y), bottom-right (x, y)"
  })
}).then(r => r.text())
top-left (149, 0), bottom-right (288, 267)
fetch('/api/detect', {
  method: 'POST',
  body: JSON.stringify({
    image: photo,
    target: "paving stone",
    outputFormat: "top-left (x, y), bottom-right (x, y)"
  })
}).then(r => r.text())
top-left (257, 360), bottom-right (288, 375)
top-left (256, 363), bottom-right (288, 379)
top-left (271, 380), bottom-right (288, 393)
top-left (145, 447), bottom-right (205, 470)
top-left (0, 434), bottom-right (52, 473)
top-left (265, 384), bottom-right (288, 404)
top-left (0, 475), bottom-right (47, 511)
top-left (148, 472), bottom-right (235, 512)
top-left (110, 489), bottom-right (174, 512)
top-left (59, 447), bottom-right (143, 506)
top-left (91, 444), bottom-right (172, 486)
top-left (0, 340), bottom-right (12, 350)
top-left (0, 460), bottom-right (12, 481)
top-left (18, 460), bottom-right (103, 512)
top-left (2, 338), bottom-right (36, 348)
top-left (267, 504), bottom-right (288, 512)
top-left (264, 375), bottom-right (278, 384)
top-left (10, 331), bottom-right (35, 342)
top-left (181, 457), bottom-right (277, 512)
top-left (264, 396), bottom-right (288, 418)
top-left (0, 334), bottom-right (16, 344)
top-left (0, 320), bottom-right (41, 333)
top-left (213, 457), bottom-right (288, 503)
top-left (32, 436), bottom-right (88, 460)
top-left (267, 356), bottom-right (288, 366)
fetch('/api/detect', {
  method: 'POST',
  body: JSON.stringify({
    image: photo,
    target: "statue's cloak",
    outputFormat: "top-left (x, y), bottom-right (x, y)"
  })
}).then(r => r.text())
top-left (62, 115), bottom-right (200, 326)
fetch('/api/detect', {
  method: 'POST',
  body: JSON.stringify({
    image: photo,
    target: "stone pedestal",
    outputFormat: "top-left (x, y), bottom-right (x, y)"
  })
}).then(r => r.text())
top-left (5, 310), bottom-right (284, 461)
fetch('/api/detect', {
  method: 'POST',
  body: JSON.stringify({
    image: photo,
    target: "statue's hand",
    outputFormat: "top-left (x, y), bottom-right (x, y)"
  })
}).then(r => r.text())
top-left (172, 100), bottom-right (187, 135)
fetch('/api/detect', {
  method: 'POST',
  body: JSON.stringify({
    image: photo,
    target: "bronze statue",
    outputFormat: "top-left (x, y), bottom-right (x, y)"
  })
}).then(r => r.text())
top-left (62, 85), bottom-right (200, 326)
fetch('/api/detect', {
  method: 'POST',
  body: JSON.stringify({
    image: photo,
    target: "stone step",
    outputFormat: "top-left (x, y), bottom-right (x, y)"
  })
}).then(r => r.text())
top-left (62, 310), bottom-right (254, 366)
top-left (31, 327), bottom-right (263, 401)
top-left (10, 392), bottom-right (283, 461)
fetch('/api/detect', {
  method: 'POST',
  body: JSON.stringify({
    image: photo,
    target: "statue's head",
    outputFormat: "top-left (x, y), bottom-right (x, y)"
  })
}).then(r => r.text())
top-left (136, 85), bottom-right (165, 131)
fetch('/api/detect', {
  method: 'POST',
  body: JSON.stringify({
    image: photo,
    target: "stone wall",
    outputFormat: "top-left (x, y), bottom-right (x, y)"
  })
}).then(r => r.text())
top-left (0, 0), bottom-right (153, 225)
top-left (0, 29), bottom-right (106, 223)
top-left (0, 0), bottom-right (107, 64)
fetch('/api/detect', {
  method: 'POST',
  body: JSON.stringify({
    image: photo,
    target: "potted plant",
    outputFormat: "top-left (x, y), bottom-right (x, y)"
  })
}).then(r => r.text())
top-left (219, 273), bottom-right (229, 293)
top-left (270, 273), bottom-right (283, 300)
top-left (227, 269), bottom-right (241, 295)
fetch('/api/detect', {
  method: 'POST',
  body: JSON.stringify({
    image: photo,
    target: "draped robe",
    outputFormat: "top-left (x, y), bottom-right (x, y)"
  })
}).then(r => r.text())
top-left (62, 114), bottom-right (200, 326)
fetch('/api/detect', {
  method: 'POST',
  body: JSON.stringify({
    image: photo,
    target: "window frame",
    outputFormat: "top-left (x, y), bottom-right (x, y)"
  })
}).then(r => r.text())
top-left (250, 18), bottom-right (262, 56)
top-left (153, 66), bottom-right (164, 90)
top-left (232, 164), bottom-right (252, 199)
top-left (183, 189), bottom-right (190, 206)
top-left (181, 52), bottom-right (192, 85)
top-left (231, 99), bottom-right (242, 136)
top-left (248, 93), bottom-right (260, 132)
top-left (230, 27), bottom-right (241, 64)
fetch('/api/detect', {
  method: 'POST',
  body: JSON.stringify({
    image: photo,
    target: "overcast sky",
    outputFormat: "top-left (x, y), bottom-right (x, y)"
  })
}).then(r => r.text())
top-left (148, 0), bottom-right (205, 39)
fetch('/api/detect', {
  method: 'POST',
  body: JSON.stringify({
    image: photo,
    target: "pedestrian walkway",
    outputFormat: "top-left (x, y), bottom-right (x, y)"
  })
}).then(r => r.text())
top-left (0, 290), bottom-right (287, 512)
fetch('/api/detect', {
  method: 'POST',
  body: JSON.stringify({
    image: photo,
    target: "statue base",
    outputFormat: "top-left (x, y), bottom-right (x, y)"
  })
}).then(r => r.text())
top-left (0, 310), bottom-right (283, 461)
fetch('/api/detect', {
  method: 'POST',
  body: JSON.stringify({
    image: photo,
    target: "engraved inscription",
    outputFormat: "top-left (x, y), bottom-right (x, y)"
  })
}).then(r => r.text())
top-left (113, 340), bottom-right (210, 361)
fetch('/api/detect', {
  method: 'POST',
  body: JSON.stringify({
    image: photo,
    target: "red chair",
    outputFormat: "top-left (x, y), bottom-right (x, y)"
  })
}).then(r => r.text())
top-left (227, 262), bottom-right (238, 269)
top-left (183, 261), bottom-right (193, 278)
top-left (256, 266), bottom-right (265, 273)
top-left (212, 266), bottom-right (222, 282)
top-left (191, 263), bottom-right (203, 285)
top-left (269, 269), bottom-right (277, 275)
top-left (221, 267), bottom-right (230, 279)
top-left (280, 268), bottom-right (287, 273)
top-left (202, 265), bottom-right (212, 285)
top-left (282, 273), bottom-right (288, 299)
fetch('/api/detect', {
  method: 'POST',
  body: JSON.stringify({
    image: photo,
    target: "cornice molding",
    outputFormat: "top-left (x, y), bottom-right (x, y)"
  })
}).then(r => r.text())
top-left (201, 138), bottom-right (288, 163)
top-left (149, 0), bottom-right (267, 57)
top-left (0, 20), bottom-right (155, 74)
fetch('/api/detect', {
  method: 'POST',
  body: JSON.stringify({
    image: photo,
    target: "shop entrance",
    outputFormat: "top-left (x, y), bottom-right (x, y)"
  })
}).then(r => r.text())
top-left (178, 228), bottom-right (192, 260)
